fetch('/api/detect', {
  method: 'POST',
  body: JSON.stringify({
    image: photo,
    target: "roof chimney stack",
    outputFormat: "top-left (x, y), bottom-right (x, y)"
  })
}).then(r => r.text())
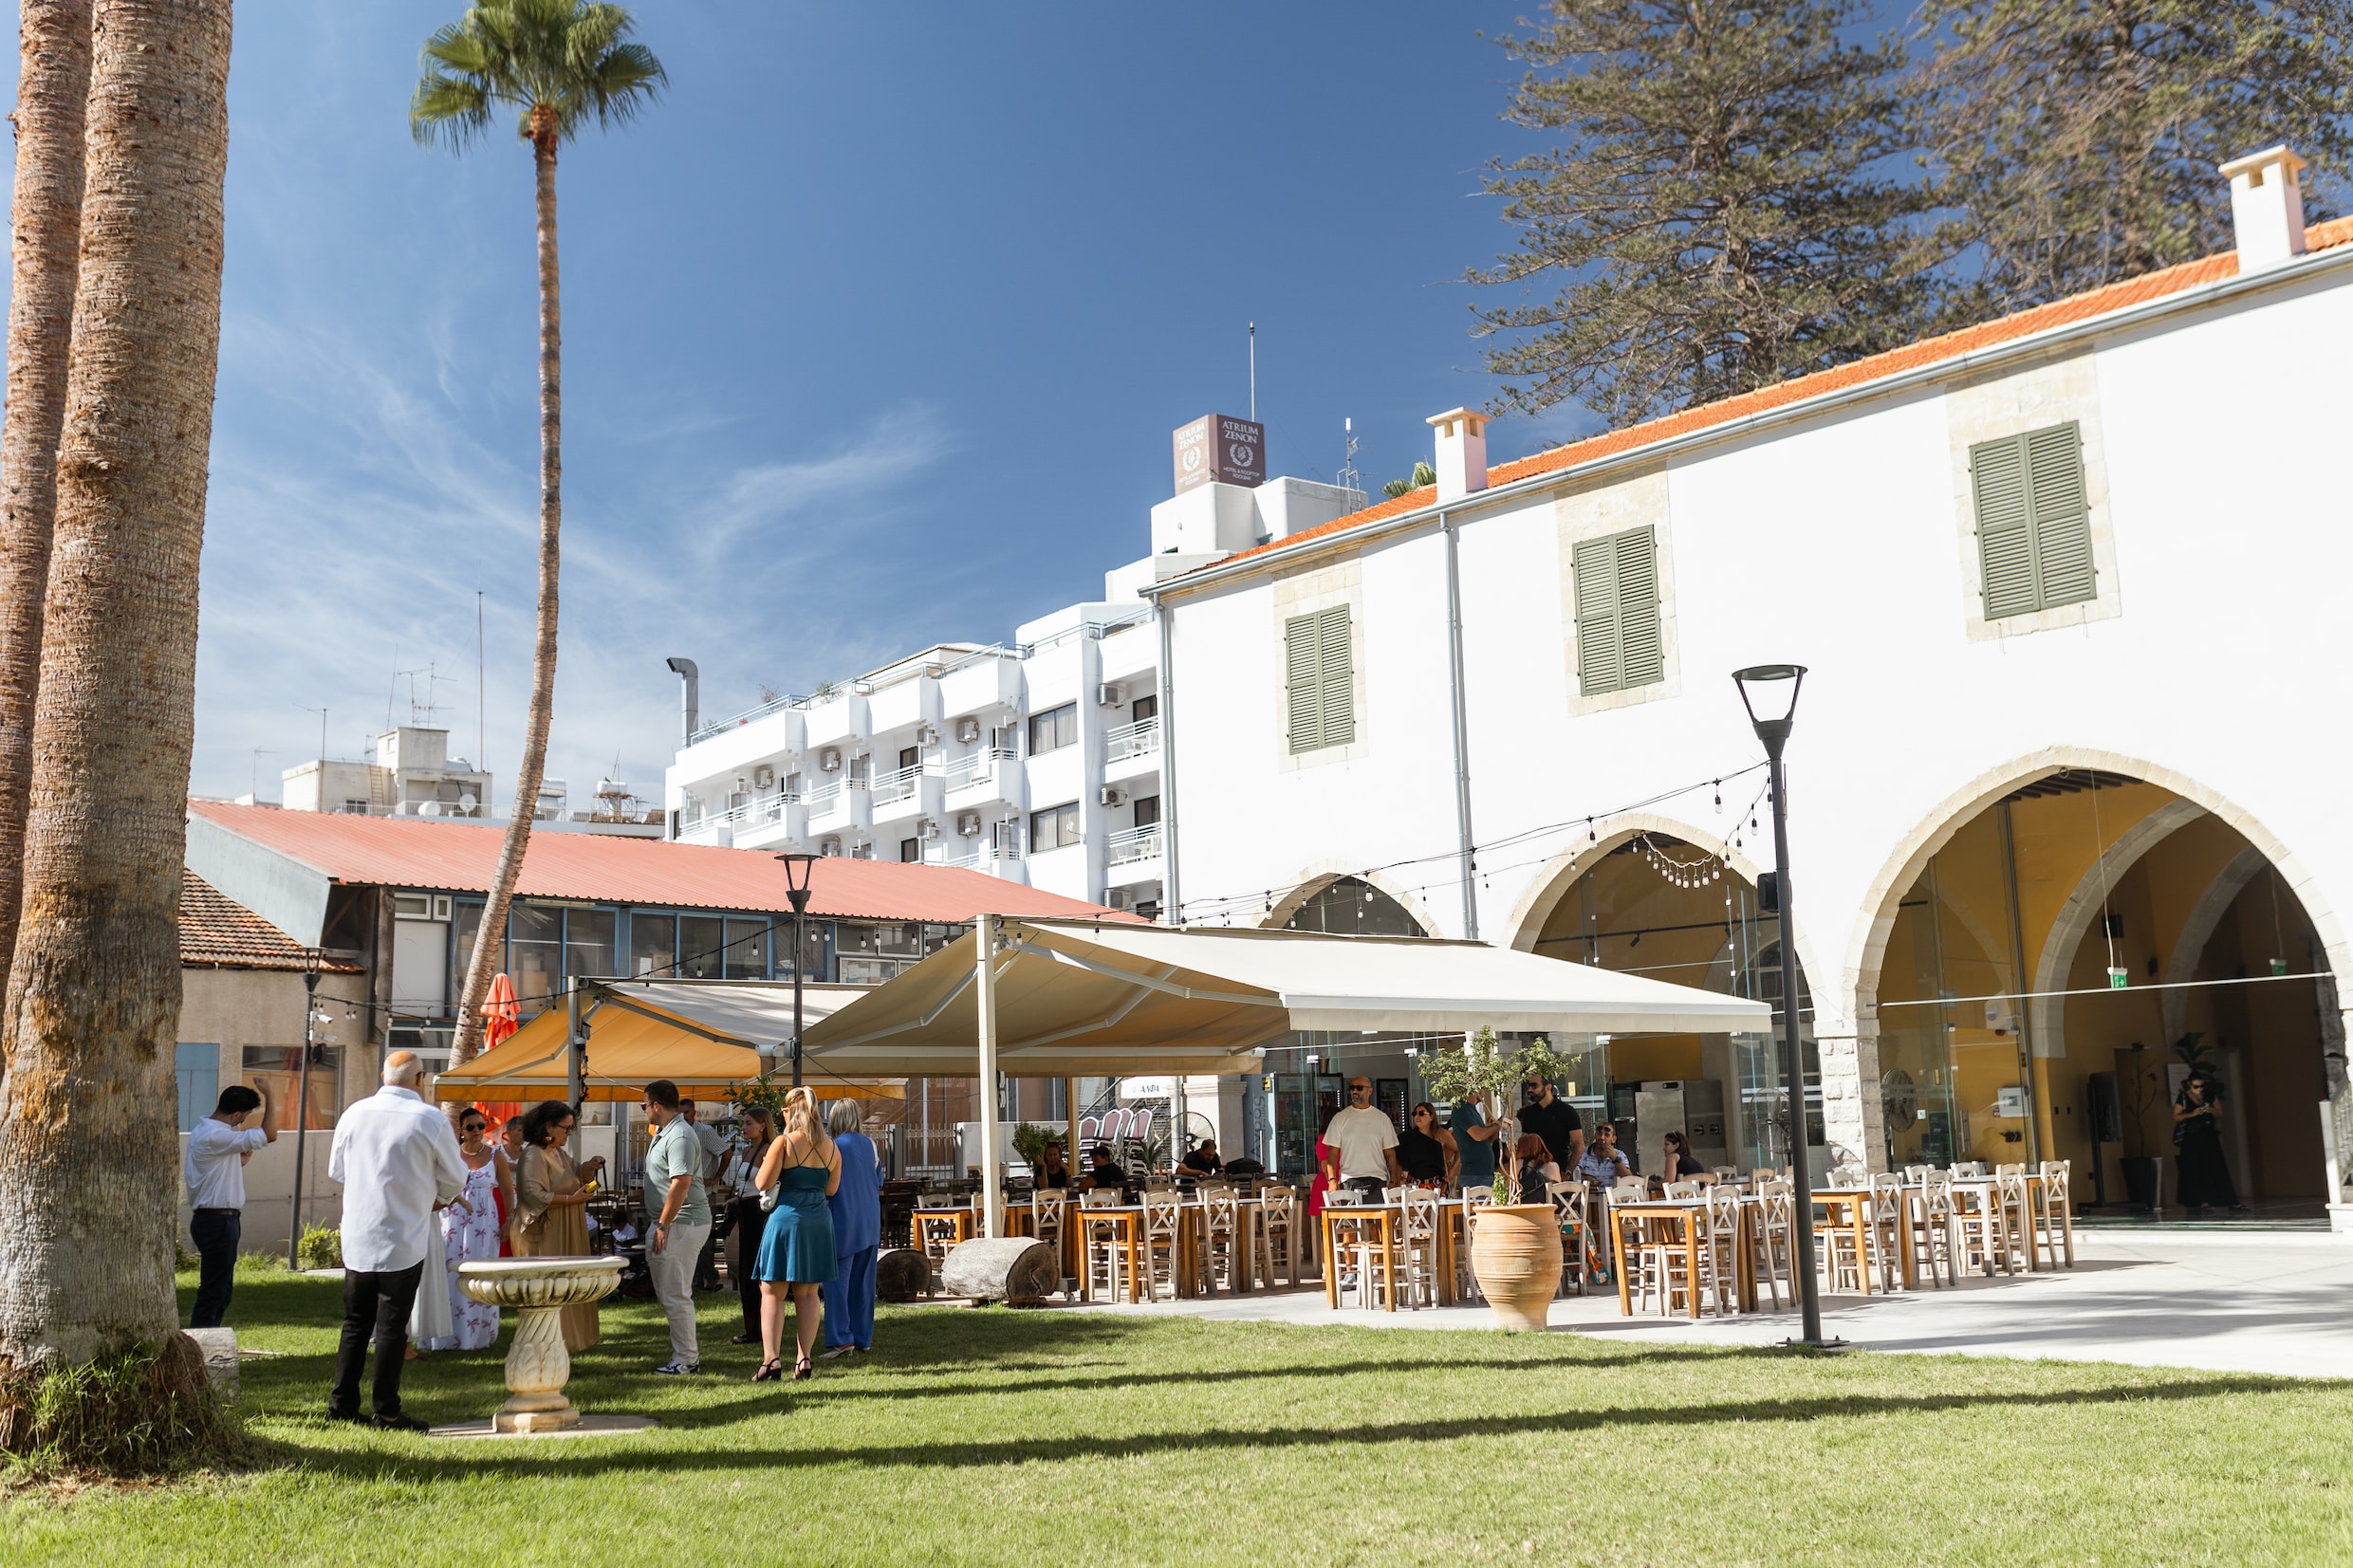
top-left (2219, 146), bottom-right (2307, 271)
top-left (1426, 408), bottom-right (1490, 503)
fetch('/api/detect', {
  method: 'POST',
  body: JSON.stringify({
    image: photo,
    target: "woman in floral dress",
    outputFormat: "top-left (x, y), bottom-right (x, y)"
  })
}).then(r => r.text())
top-left (430, 1106), bottom-right (506, 1351)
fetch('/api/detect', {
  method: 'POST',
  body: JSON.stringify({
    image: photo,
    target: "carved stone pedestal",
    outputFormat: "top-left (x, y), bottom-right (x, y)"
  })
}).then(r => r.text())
top-left (457, 1257), bottom-right (624, 1434)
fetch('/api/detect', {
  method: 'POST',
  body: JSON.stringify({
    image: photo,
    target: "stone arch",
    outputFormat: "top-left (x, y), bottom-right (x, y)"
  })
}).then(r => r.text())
top-left (1501, 813), bottom-right (1768, 954)
top-left (2158, 843), bottom-right (2271, 1044)
top-left (1846, 747), bottom-right (2353, 1036)
top-left (2011, 797), bottom-right (2209, 1065)
top-left (1259, 861), bottom-right (1445, 938)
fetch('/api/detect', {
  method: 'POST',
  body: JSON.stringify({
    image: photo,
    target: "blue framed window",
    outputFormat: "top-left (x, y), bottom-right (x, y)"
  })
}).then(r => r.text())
top-left (175, 1043), bottom-right (220, 1133)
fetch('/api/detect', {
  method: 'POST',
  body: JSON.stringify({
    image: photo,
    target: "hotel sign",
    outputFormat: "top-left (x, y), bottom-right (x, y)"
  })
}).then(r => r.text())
top-left (1172, 414), bottom-right (1265, 492)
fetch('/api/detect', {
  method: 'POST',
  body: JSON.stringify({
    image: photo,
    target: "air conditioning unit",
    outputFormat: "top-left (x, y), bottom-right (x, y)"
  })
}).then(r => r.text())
top-left (916, 724), bottom-right (940, 747)
top-left (956, 811), bottom-right (982, 837)
top-left (954, 716), bottom-right (982, 744)
top-left (820, 747), bottom-right (843, 772)
top-left (819, 839), bottom-right (842, 857)
top-left (1098, 785), bottom-right (1126, 807)
top-left (752, 765), bottom-right (775, 789)
top-left (1098, 682), bottom-right (1123, 708)
top-left (918, 819), bottom-right (941, 840)
top-left (1103, 887), bottom-right (1136, 911)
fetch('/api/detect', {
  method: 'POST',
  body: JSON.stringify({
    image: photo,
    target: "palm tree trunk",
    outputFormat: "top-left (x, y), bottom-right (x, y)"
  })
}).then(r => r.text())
top-left (0, 0), bottom-right (233, 1449)
top-left (453, 104), bottom-right (562, 1064)
top-left (0, 1), bottom-right (92, 1015)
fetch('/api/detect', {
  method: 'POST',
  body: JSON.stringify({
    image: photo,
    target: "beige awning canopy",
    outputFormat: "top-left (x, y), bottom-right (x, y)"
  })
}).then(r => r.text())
top-left (797, 916), bottom-right (1774, 1075)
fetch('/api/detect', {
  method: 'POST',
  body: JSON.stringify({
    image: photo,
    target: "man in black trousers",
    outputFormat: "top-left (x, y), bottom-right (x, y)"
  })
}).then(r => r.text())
top-left (324, 1050), bottom-right (466, 1430)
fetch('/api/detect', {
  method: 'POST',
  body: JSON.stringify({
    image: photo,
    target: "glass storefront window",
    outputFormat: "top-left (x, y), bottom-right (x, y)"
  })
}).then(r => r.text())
top-left (242, 1044), bottom-right (342, 1129)
top-left (677, 915), bottom-right (727, 979)
top-left (566, 908), bottom-right (616, 986)
top-left (509, 903), bottom-right (563, 1017)
top-left (724, 918), bottom-right (769, 979)
top-left (630, 911), bottom-right (676, 979)
top-left (453, 901), bottom-right (485, 1004)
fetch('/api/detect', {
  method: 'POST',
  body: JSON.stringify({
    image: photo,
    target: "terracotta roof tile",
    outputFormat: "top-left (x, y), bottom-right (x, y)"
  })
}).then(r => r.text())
top-left (187, 802), bottom-right (1139, 924)
top-left (1194, 217), bottom-right (2353, 579)
top-left (180, 868), bottom-right (362, 971)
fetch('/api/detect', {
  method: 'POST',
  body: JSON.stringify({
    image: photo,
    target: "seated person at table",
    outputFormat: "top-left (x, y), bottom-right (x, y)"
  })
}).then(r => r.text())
top-left (1509, 1134), bottom-right (1561, 1204)
top-left (1398, 1102), bottom-right (1451, 1189)
top-left (1660, 1130), bottom-right (1707, 1181)
top-left (1179, 1139), bottom-right (1223, 1176)
top-left (1084, 1144), bottom-right (1132, 1193)
top-left (1034, 1139), bottom-right (1073, 1189)
top-left (1576, 1120), bottom-right (1635, 1190)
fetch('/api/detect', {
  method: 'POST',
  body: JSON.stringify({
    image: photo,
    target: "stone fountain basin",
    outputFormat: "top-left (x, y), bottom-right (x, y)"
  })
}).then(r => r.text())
top-left (458, 1256), bottom-right (624, 1309)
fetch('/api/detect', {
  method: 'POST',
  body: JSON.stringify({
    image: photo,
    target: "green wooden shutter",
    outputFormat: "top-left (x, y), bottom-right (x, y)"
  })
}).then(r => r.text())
top-left (2026, 422), bottom-right (2095, 607)
top-left (1316, 605), bottom-right (1355, 747)
top-left (1572, 535), bottom-right (1621, 695)
top-left (1615, 527), bottom-right (1663, 687)
top-left (1284, 612), bottom-right (1321, 754)
top-left (1971, 434), bottom-right (2039, 618)
top-left (1973, 422), bottom-right (2095, 618)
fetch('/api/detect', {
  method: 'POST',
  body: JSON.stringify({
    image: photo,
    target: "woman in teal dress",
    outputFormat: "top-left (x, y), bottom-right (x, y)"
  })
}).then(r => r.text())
top-left (751, 1086), bottom-right (840, 1382)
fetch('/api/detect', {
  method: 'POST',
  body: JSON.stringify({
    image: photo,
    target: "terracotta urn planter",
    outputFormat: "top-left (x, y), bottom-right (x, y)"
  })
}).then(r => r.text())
top-left (458, 1257), bottom-right (624, 1433)
top-left (1469, 1204), bottom-right (1562, 1331)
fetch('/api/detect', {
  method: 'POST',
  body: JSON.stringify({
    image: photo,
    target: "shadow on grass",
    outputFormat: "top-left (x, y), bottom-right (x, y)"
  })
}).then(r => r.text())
top-left (269, 1370), bottom-right (2304, 1485)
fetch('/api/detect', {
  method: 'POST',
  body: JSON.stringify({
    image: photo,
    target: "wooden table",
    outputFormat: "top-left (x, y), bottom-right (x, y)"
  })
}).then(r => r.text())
top-left (1608, 1198), bottom-right (1760, 1319)
top-left (1316, 1201), bottom-right (1458, 1312)
top-left (914, 1205), bottom-right (976, 1250)
top-left (1074, 1205), bottom-right (1147, 1302)
top-left (1810, 1188), bottom-right (1915, 1293)
top-left (1942, 1173), bottom-right (2053, 1273)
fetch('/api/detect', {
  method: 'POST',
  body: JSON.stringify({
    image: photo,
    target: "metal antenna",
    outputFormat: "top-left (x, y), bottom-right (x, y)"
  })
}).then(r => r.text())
top-left (476, 590), bottom-right (486, 767)
top-left (1248, 322), bottom-right (1256, 421)
top-left (1340, 415), bottom-right (1361, 495)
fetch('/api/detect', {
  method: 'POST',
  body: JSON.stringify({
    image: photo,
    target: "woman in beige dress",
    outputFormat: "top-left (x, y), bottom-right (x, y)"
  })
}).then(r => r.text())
top-left (512, 1099), bottom-right (607, 1352)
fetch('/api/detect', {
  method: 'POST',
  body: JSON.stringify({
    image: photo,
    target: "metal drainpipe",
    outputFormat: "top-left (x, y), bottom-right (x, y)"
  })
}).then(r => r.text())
top-left (1156, 604), bottom-right (1180, 927)
top-left (1441, 512), bottom-right (1478, 940)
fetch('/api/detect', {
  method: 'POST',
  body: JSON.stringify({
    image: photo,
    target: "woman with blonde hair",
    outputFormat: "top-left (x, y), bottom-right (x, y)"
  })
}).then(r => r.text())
top-left (750, 1087), bottom-right (840, 1382)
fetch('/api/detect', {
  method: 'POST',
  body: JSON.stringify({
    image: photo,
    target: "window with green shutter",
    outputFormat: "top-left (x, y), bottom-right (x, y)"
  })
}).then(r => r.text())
top-left (1284, 604), bottom-right (1356, 754)
top-left (1571, 526), bottom-right (1664, 697)
top-left (1970, 422), bottom-right (2095, 618)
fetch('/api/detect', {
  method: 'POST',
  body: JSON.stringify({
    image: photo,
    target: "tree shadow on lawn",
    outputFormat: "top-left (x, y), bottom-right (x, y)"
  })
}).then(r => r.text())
top-left (275, 1370), bottom-right (2303, 1485)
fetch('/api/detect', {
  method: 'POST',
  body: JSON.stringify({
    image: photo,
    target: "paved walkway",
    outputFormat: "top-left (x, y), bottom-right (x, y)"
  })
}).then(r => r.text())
top-left (1054, 1229), bottom-right (2353, 1379)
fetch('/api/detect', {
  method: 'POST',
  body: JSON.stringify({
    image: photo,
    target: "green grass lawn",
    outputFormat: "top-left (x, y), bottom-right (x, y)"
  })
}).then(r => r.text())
top-left (6, 1261), bottom-right (2351, 1565)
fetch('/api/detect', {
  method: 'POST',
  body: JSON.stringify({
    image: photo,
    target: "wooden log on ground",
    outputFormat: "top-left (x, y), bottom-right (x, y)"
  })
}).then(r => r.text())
top-left (876, 1247), bottom-right (932, 1302)
top-left (940, 1237), bottom-right (1059, 1304)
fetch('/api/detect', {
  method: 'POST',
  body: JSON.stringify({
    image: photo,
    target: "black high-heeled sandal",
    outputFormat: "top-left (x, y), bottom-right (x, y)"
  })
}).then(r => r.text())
top-left (752, 1357), bottom-right (784, 1383)
top-left (791, 1356), bottom-right (813, 1382)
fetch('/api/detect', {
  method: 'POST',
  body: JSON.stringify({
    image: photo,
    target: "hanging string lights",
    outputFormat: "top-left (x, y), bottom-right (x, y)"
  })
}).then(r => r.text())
top-left (1635, 831), bottom-right (1725, 890)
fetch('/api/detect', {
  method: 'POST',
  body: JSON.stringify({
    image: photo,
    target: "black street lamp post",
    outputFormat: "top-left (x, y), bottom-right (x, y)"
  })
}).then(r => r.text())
top-left (775, 854), bottom-right (818, 1087)
top-left (1732, 663), bottom-right (1833, 1350)
top-left (287, 948), bottom-right (324, 1270)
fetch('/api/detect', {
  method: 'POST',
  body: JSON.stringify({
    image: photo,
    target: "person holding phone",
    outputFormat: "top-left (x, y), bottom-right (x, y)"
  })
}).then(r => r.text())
top-left (512, 1099), bottom-right (605, 1351)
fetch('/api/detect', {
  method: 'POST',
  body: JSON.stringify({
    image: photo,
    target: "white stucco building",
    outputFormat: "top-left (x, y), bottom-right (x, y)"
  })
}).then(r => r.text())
top-left (1147, 149), bottom-right (2353, 1204)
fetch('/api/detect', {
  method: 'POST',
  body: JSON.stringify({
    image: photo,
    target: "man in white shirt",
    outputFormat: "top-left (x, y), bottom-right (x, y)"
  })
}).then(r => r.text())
top-left (1324, 1076), bottom-right (1402, 1201)
top-left (325, 1051), bottom-right (466, 1429)
top-left (183, 1080), bottom-right (276, 1329)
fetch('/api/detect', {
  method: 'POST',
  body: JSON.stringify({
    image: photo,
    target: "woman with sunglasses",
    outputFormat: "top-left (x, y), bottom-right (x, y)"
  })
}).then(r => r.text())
top-left (430, 1106), bottom-right (505, 1351)
top-left (1399, 1103), bottom-right (1454, 1190)
top-left (513, 1099), bottom-right (606, 1352)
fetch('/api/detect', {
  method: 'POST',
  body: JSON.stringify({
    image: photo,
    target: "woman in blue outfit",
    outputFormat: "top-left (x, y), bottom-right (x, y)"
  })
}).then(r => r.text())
top-left (750, 1086), bottom-right (840, 1382)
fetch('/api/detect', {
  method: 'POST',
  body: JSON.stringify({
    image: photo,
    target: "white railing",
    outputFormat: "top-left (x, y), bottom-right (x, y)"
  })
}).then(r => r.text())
top-left (872, 765), bottom-right (924, 807)
top-left (945, 747), bottom-right (1016, 794)
top-left (1103, 716), bottom-right (1160, 763)
top-left (806, 776), bottom-right (845, 807)
top-left (1106, 823), bottom-right (1162, 867)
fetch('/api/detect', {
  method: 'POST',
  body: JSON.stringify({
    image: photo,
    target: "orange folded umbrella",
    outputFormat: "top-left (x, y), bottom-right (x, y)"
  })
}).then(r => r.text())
top-left (483, 971), bottom-right (521, 1051)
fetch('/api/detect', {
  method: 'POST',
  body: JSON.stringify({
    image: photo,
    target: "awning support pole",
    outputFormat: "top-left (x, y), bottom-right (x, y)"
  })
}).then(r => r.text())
top-left (565, 977), bottom-right (585, 1107)
top-left (976, 913), bottom-right (1004, 1240)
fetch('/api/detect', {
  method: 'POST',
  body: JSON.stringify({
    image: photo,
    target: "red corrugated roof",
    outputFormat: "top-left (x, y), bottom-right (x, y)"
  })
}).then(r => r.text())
top-left (187, 802), bottom-right (1139, 923)
top-left (1196, 217), bottom-right (2353, 578)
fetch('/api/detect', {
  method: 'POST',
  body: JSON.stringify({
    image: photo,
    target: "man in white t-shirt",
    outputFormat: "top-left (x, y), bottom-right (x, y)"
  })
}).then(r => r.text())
top-left (1323, 1076), bottom-right (1401, 1201)
top-left (183, 1080), bottom-right (276, 1329)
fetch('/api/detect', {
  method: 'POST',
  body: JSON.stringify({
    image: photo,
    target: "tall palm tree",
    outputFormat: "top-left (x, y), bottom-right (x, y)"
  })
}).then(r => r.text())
top-left (0, 1), bottom-right (91, 1011)
top-left (0, 0), bottom-right (234, 1459)
top-left (411, 2), bottom-right (663, 1062)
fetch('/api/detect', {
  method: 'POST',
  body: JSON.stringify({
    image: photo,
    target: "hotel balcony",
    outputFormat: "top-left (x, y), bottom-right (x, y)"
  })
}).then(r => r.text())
top-left (944, 747), bottom-right (1024, 814)
top-left (1102, 717), bottom-right (1160, 785)
top-left (870, 765), bottom-right (946, 838)
top-left (1104, 822), bottom-right (1163, 874)
top-left (806, 775), bottom-right (871, 835)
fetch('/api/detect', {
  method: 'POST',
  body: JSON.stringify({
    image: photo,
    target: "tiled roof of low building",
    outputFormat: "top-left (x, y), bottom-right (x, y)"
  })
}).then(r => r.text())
top-left (1189, 215), bottom-right (2353, 579)
top-left (181, 868), bottom-right (363, 971)
top-left (186, 801), bottom-right (1139, 923)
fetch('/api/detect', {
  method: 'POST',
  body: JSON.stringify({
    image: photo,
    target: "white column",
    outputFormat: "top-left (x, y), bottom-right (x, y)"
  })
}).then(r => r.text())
top-left (975, 913), bottom-right (1004, 1239)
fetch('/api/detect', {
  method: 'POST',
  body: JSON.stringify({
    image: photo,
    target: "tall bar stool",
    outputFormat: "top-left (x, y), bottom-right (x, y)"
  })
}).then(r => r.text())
top-left (1257, 1186), bottom-right (1301, 1287)
top-left (1749, 1179), bottom-right (1795, 1311)
top-left (2034, 1160), bottom-right (2075, 1267)
top-left (1909, 1169), bottom-right (1957, 1289)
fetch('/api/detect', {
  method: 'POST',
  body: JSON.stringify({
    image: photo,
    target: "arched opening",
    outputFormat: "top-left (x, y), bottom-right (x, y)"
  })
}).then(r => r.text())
top-left (1868, 766), bottom-right (2339, 1214)
top-left (1524, 830), bottom-right (1823, 1177)
top-left (1256, 876), bottom-right (1434, 1177)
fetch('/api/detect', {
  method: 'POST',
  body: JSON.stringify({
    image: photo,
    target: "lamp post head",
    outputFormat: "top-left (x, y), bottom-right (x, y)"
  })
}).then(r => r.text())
top-left (775, 852), bottom-right (818, 915)
top-left (1732, 664), bottom-right (1806, 757)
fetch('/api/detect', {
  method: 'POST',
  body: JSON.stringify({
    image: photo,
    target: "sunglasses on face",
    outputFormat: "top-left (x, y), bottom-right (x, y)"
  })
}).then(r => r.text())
top-left (1349, 1085), bottom-right (1371, 1095)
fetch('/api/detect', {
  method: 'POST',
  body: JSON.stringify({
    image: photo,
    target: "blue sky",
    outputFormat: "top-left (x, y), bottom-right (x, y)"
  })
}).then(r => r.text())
top-left (15, 2), bottom-right (1567, 804)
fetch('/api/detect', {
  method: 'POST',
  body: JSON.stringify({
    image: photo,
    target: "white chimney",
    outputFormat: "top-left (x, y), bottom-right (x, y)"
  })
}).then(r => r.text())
top-left (2218, 146), bottom-right (2307, 271)
top-left (1426, 407), bottom-right (1490, 503)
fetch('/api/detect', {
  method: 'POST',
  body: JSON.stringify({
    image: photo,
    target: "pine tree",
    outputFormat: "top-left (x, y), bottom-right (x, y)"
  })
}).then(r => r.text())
top-left (1918, 0), bottom-right (2353, 316)
top-left (1470, 0), bottom-right (1939, 429)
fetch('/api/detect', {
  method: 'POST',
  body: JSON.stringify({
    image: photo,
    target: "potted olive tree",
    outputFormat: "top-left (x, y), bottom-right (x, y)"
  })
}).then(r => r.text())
top-left (1420, 1027), bottom-right (1570, 1330)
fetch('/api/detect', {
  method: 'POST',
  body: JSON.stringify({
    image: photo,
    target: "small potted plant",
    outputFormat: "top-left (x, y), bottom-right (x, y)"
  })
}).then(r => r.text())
top-left (1420, 1027), bottom-right (1570, 1330)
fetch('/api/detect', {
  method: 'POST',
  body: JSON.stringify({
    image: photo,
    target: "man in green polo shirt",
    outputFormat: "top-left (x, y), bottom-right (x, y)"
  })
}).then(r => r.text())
top-left (642, 1078), bottom-right (713, 1374)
